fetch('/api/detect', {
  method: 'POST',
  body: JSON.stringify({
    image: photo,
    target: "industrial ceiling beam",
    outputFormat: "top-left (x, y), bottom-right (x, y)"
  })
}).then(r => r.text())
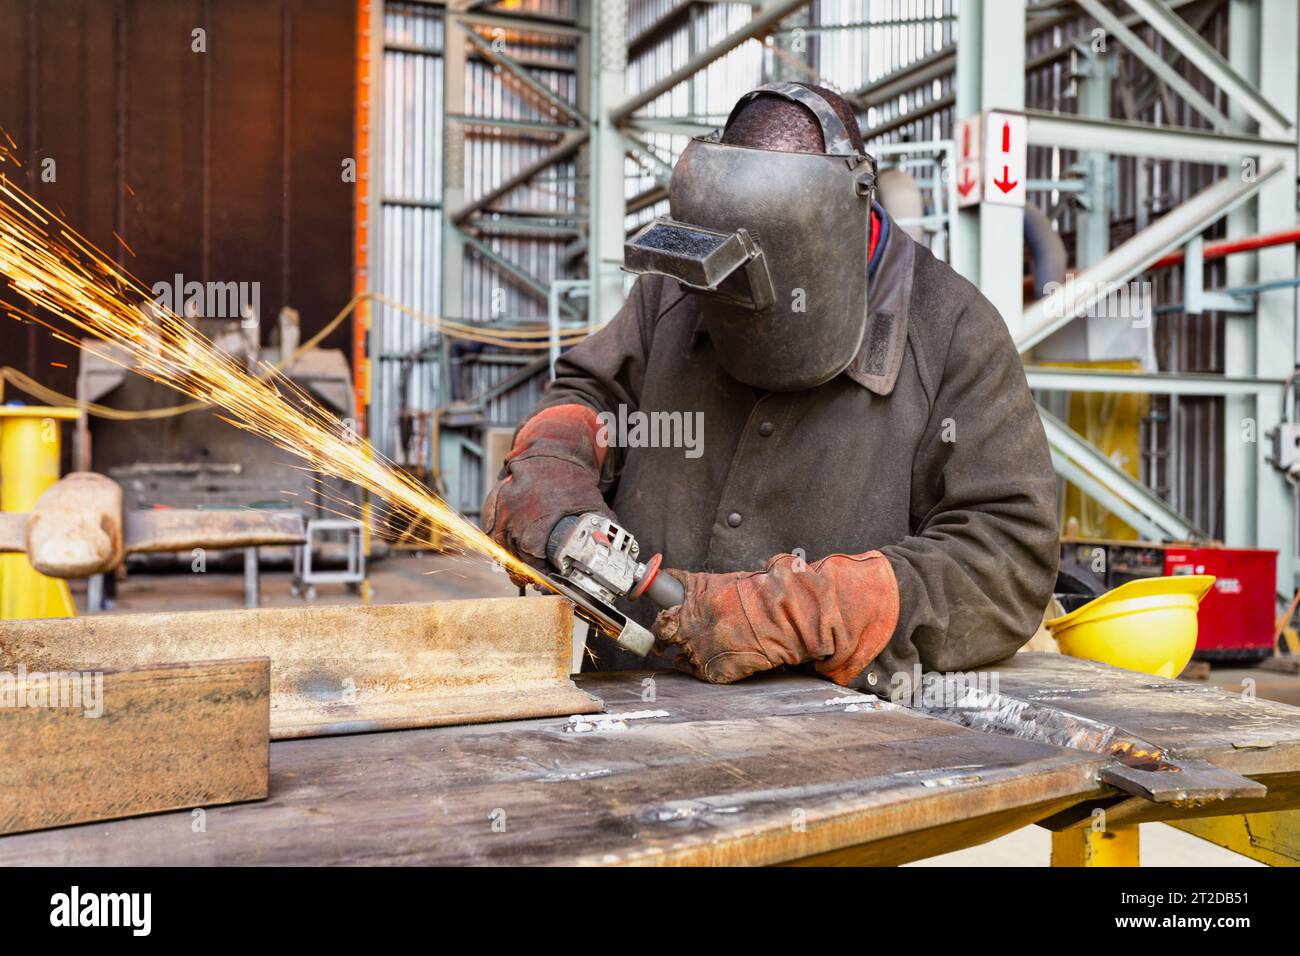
top-left (1038, 405), bottom-right (1206, 541)
top-left (609, 0), bottom-right (815, 126)
top-left (856, 3), bottom-right (1218, 141)
top-left (450, 131), bottom-right (589, 225)
top-left (458, 20), bottom-right (589, 124)
top-left (1024, 110), bottom-right (1295, 163)
top-left (457, 10), bottom-right (588, 37)
top-left (1074, 0), bottom-right (1232, 131)
top-left (447, 113), bottom-right (579, 135)
top-left (458, 232), bottom-right (582, 320)
top-left (1120, 0), bottom-right (1293, 132)
top-left (1018, 161), bottom-right (1282, 351)
top-left (845, 0), bottom-right (1205, 109)
top-left (849, 45), bottom-right (958, 111)
top-left (1049, 446), bottom-right (1185, 543)
top-left (624, 118), bottom-right (717, 137)
top-left (1026, 366), bottom-right (1283, 398)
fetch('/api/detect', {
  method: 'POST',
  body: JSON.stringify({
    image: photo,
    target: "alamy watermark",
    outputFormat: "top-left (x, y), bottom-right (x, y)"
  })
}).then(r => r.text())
top-left (50, 886), bottom-right (150, 936)
top-left (887, 664), bottom-right (1000, 708)
top-left (596, 404), bottom-right (704, 460)
top-left (152, 273), bottom-right (260, 324)
top-left (1043, 276), bottom-right (1152, 326)
top-left (0, 664), bottom-right (103, 718)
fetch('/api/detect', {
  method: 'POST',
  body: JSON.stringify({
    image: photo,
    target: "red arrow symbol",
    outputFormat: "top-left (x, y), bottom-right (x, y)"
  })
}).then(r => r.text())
top-left (958, 167), bottom-right (976, 197)
top-left (994, 165), bottom-right (1018, 193)
top-left (1001, 120), bottom-right (1011, 153)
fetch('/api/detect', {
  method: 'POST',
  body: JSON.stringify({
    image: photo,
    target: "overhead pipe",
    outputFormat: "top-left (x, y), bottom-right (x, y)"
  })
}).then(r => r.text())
top-left (1149, 228), bottom-right (1300, 271)
top-left (1023, 202), bottom-right (1068, 300)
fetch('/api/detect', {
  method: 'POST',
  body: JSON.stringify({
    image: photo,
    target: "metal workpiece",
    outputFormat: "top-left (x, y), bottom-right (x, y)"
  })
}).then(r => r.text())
top-left (911, 674), bottom-right (1265, 806)
top-left (1, 596), bottom-right (600, 740)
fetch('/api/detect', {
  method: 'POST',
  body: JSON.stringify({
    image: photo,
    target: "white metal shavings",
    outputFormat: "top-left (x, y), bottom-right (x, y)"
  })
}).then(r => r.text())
top-left (565, 709), bottom-right (670, 733)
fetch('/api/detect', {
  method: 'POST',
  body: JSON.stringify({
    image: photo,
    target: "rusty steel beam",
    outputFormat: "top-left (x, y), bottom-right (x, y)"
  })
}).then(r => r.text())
top-left (0, 595), bottom-right (600, 739)
top-left (0, 658), bottom-right (269, 835)
top-left (122, 508), bottom-right (305, 554)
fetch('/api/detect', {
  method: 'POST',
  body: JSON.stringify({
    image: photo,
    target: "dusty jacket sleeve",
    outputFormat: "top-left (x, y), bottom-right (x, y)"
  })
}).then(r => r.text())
top-left (532, 274), bottom-right (665, 484)
top-left (871, 296), bottom-right (1059, 678)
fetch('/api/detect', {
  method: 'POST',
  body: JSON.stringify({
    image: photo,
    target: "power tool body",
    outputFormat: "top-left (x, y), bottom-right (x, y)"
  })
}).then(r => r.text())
top-left (544, 512), bottom-right (684, 656)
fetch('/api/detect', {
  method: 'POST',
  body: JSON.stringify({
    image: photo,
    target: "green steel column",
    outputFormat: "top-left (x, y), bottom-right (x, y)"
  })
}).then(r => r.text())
top-left (589, 1), bottom-right (628, 326)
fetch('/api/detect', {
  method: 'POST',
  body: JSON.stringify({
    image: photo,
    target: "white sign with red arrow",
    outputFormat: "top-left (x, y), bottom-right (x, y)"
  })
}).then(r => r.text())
top-left (955, 113), bottom-right (982, 208)
top-left (982, 110), bottom-right (1027, 208)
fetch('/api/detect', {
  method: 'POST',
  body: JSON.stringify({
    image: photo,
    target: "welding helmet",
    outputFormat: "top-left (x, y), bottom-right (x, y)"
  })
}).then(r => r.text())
top-left (624, 82), bottom-right (877, 391)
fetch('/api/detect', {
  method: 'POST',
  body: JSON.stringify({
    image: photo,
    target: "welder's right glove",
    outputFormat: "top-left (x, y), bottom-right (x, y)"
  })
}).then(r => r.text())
top-left (482, 403), bottom-right (616, 572)
top-left (652, 551), bottom-right (900, 686)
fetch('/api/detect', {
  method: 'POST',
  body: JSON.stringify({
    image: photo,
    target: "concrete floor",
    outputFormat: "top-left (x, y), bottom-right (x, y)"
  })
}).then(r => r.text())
top-left (77, 550), bottom-right (1287, 867)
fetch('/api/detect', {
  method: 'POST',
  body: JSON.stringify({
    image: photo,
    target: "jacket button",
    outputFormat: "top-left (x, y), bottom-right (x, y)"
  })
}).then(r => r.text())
top-left (758, 421), bottom-right (774, 437)
top-left (727, 512), bottom-right (743, 528)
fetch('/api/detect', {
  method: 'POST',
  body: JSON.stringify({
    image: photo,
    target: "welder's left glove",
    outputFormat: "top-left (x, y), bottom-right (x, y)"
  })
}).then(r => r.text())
top-left (652, 551), bottom-right (900, 686)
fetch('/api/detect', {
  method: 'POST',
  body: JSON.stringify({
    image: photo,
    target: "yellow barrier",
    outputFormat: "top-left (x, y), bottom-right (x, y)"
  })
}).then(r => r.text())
top-left (0, 406), bottom-right (79, 620)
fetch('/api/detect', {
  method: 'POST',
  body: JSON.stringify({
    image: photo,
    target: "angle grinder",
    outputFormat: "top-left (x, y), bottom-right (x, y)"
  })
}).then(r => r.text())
top-left (540, 512), bottom-right (684, 656)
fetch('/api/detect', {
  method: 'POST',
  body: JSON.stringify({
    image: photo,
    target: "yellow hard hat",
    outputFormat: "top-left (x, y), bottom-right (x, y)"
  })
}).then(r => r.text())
top-left (1045, 575), bottom-right (1215, 678)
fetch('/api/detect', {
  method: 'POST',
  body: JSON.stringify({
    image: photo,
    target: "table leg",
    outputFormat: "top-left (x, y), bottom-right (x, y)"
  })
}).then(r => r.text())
top-left (1171, 810), bottom-right (1300, 866)
top-left (1051, 825), bottom-right (1140, 866)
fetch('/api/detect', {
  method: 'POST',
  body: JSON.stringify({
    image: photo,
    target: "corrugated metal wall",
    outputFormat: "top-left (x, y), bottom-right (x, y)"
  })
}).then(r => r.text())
top-left (372, 0), bottom-right (575, 467)
top-left (375, 1), bottom-right (445, 459)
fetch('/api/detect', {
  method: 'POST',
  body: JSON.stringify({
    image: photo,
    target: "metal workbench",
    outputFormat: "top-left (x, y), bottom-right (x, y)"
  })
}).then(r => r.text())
top-left (2, 655), bottom-right (1299, 866)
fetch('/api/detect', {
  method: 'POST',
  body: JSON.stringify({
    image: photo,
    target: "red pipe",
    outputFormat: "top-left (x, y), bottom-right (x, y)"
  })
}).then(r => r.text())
top-left (1149, 228), bottom-right (1300, 270)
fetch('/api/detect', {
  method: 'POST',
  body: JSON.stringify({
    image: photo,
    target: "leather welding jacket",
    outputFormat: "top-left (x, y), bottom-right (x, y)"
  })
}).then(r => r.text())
top-left (532, 213), bottom-right (1059, 690)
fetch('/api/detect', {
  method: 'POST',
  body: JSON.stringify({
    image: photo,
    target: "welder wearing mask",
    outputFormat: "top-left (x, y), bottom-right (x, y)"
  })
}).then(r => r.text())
top-left (483, 82), bottom-right (1059, 690)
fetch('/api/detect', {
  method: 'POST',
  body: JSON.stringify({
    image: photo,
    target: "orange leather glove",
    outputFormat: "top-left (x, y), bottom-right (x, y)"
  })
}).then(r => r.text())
top-left (652, 551), bottom-right (900, 685)
top-left (482, 404), bottom-right (616, 568)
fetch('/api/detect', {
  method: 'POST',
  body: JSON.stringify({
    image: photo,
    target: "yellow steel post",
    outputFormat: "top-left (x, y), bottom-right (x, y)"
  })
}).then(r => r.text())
top-left (0, 406), bottom-right (80, 620)
top-left (1051, 825), bottom-right (1141, 866)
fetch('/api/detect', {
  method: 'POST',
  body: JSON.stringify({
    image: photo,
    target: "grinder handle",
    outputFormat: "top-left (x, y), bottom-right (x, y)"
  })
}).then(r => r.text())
top-left (643, 567), bottom-right (684, 609)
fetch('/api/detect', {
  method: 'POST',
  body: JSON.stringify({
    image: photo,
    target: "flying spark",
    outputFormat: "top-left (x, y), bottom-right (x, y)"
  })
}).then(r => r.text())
top-left (0, 148), bottom-right (550, 593)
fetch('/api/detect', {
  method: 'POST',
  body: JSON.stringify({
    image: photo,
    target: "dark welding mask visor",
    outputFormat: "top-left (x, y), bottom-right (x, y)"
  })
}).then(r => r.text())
top-left (623, 218), bottom-right (775, 312)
